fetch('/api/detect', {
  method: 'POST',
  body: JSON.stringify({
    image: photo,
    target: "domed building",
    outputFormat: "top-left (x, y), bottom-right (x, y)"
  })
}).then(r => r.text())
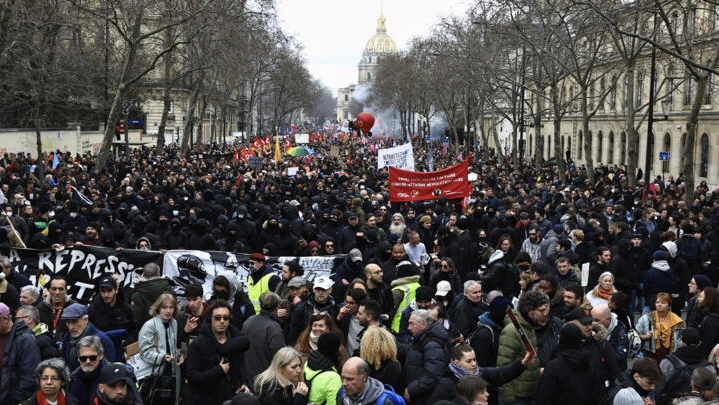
top-left (337, 12), bottom-right (399, 122)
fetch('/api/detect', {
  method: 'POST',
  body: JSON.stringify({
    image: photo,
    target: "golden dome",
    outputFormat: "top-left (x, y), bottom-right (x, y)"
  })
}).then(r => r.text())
top-left (363, 13), bottom-right (398, 54)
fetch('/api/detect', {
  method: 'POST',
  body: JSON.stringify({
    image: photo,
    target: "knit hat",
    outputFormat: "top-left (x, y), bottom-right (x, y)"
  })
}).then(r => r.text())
top-left (559, 323), bottom-right (584, 350)
top-left (249, 252), bottom-right (265, 262)
top-left (652, 250), bottom-right (667, 261)
top-left (318, 332), bottom-right (341, 360)
top-left (0, 302), bottom-right (9, 317)
top-left (681, 327), bottom-right (701, 346)
top-left (415, 286), bottom-right (433, 303)
top-left (693, 275), bottom-right (712, 291)
top-left (489, 296), bottom-right (513, 325)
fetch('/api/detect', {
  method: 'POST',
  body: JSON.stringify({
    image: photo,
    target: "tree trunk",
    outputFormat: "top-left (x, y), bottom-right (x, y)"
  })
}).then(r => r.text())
top-left (682, 73), bottom-right (708, 203)
top-left (625, 66), bottom-right (638, 188)
top-left (181, 79), bottom-right (202, 155)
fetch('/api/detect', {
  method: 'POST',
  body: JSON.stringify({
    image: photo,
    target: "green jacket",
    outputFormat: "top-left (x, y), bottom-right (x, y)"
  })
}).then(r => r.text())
top-left (496, 309), bottom-right (541, 403)
top-left (304, 362), bottom-right (342, 405)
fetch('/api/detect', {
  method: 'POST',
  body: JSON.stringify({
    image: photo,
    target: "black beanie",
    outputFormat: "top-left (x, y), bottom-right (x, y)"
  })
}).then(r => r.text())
top-left (489, 296), bottom-right (513, 325)
top-left (318, 332), bottom-right (341, 360)
top-left (559, 323), bottom-right (583, 350)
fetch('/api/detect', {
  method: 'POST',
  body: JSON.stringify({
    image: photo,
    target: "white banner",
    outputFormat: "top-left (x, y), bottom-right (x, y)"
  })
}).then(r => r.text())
top-left (377, 143), bottom-right (414, 171)
top-left (294, 133), bottom-right (309, 144)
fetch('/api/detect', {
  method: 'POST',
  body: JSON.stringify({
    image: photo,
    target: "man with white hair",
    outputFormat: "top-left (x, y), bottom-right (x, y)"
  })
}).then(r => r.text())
top-left (591, 303), bottom-right (628, 371)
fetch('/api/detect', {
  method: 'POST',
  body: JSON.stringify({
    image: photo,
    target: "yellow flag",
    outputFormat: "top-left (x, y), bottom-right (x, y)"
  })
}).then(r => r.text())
top-left (274, 132), bottom-right (281, 163)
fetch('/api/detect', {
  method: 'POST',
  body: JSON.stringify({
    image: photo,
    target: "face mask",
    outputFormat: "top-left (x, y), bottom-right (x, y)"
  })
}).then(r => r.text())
top-left (172, 210), bottom-right (179, 216)
top-left (70, 212), bottom-right (78, 218)
top-left (49, 211), bottom-right (55, 218)
top-left (214, 290), bottom-right (230, 300)
top-left (4, 212), bottom-right (11, 217)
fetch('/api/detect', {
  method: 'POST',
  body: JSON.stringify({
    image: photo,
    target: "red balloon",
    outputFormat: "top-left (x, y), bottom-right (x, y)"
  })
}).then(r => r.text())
top-left (354, 112), bottom-right (375, 133)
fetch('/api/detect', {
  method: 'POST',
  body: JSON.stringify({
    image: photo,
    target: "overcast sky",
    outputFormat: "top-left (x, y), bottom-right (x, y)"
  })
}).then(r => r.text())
top-left (276, 0), bottom-right (473, 92)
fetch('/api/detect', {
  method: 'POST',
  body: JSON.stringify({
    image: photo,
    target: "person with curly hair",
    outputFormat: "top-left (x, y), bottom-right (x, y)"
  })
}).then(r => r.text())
top-left (359, 325), bottom-right (402, 390)
top-left (697, 287), bottom-right (719, 357)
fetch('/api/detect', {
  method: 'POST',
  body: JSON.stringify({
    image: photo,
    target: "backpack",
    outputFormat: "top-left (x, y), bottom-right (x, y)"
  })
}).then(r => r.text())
top-left (338, 384), bottom-right (406, 405)
top-left (654, 355), bottom-right (713, 405)
top-left (625, 316), bottom-right (642, 359)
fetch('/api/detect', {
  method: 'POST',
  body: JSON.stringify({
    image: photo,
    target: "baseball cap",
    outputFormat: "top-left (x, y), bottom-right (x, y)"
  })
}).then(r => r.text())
top-left (99, 363), bottom-right (134, 385)
top-left (0, 302), bottom-right (9, 317)
top-left (313, 275), bottom-right (334, 290)
top-left (349, 248), bottom-right (363, 263)
top-left (61, 303), bottom-right (88, 319)
top-left (565, 307), bottom-right (592, 325)
top-left (98, 276), bottom-right (116, 290)
top-left (435, 281), bottom-right (452, 297)
top-left (288, 276), bottom-right (306, 288)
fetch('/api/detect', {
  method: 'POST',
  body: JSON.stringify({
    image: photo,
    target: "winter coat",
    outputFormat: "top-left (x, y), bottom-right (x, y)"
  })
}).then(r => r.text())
top-left (432, 358), bottom-right (526, 403)
top-left (636, 310), bottom-right (685, 354)
top-left (37, 296), bottom-right (78, 340)
top-left (0, 321), bottom-right (41, 405)
top-left (643, 260), bottom-right (676, 307)
top-left (288, 295), bottom-right (339, 345)
top-left (256, 381), bottom-right (308, 405)
top-left (449, 296), bottom-right (489, 338)
top-left (469, 313), bottom-right (503, 368)
top-left (69, 361), bottom-right (105, 405)
top-left (242, 311), bottom-right (285, 381)
top-left (186, 323), bottom-right (250, 405)
top-left (537, 348), bottom-right (597, 405)
top-left (130, 277), bottom-right (174, 329)
top-left (32, 322), bottom-right (60, 360)
top-left (20, 390), bottom-right (79, 405)
top-left (338, 376), bottom-right (394, 405)
top-left (699, 313), bottom-right (719, 358)
top-left (138, 315), bottom-right (181, 403)
top-left (606, 313), bottom-right (629, 371)
top-left (303, 351), bottom-right (342, 405)
top-left (88, 293), bottom-right (137, 343)
top-left (402, 320), bottom-right (450, 405)
top-left (480, 252), bottom-right (520, 298)
top-left (497, 310), bottom-right (557, 403)
top-left (61, 322), bottom-right (117, 370)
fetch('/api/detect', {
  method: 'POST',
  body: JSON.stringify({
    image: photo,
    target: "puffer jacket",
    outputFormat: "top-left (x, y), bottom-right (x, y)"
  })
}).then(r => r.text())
top-left (303, 351), bottom-right (342, 405)
top-left (0, 321), bottom-right (41, 405)
top-left (402, 320), bottom-right (450, 405)
top-left (496, 310), bottom-right (547, 403)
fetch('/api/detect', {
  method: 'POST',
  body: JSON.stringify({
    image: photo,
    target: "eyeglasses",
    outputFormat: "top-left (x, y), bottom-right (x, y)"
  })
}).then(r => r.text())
top-left (78, 355), bottom-right (98, 362)
top-left (529, 233), bottom-right (538, 236)
top-left (325, 244), bottom-right (334, 248)
top-left (440, 264), bottom-right (450, 268)
top-left (40, 376), bottom-right (62, 382)
top-left (213, 315), bottom-right (231, 321)
top-left (15, 315), bottom-right (29, 320)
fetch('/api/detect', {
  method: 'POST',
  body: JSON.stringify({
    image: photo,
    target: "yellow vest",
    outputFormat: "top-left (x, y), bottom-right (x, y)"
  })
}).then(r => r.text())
top-left (391, 281), bottom-right (420, 333)
top-left (247, 272), bottom-right (273, 312)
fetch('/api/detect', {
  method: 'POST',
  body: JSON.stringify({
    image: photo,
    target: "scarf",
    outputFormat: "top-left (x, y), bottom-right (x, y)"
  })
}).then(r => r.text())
top-left (309, 332), bottom-right (320, 351)
top-left (35, 389), bottom-right (67, 405)
top-left (653, 310), bottom-right (684, 349)
top-left (594, 286), bottom-right (614, 301)
top-left (448, 360), bottom-right (481, 379)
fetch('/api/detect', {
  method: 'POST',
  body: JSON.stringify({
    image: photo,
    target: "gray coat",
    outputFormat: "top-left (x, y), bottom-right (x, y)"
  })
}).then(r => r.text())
top-left (138, 315), bottom-right (181, 404)
top-left (241, 311), bottom-right (285, 382)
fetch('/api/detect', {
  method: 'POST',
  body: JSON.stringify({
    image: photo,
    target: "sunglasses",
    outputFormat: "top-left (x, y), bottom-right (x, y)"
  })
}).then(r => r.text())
top-left (78, 355), bottom-right (98, 362)
top-left (311, 249), bottom-right (319, 253)
top-left (213, 315), bottom-right (231, 321)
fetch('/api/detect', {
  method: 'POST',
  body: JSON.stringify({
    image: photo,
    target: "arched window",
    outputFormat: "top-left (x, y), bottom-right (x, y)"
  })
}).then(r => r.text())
top-left (608, 132), bottom-right (615, 164)
top-left (578, 131), bottom-right (583, 160)
top-left (620, 132), bottom-right (627, 165)
top-left (567, 135), bottom-right (572, 161)
top-left (700, 133), bottom-right (709, 177)
top-left (547, 135), bottom-right (552, 159)
top-left (648, 131), bottom-right (655, 175)
top-left (597, 131), bottom-right (604, 163)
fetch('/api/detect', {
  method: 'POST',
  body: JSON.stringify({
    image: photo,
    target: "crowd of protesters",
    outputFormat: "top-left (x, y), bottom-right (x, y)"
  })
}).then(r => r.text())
top-left (1, 134), bottom-right (719, 405)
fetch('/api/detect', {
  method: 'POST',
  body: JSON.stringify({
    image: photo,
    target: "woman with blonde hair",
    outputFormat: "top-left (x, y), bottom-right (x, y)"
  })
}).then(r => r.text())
top-left (253, 347), bottom-right (309, 405)
top-left (359, 325), bottom-right (402, 390)
top-left (294, 313), bottom-right (348, 364)
top-left (138, 292), bottom-right (182, 404)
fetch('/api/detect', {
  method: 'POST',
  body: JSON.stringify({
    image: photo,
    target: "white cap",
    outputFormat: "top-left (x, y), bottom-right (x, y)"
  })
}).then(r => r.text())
top-left (313, 275), bottom-right (334, 290)
top-left (435, 281), bottom-right (452, 297)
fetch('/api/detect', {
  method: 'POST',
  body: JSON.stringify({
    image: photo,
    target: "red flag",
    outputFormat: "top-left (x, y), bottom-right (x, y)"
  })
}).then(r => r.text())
top-left (232, 150), bottom-right (239, 162)
top-left (284, 136), bottom-right (292, 151)
top-left (389, 155), bottom-right (472, 202)
top-left (252, 137), bottom-right (263, 153)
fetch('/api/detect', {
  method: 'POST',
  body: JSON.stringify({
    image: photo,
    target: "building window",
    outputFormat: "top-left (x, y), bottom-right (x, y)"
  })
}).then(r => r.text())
top-left (704, 75), bottom-right (712, 105)
top-left (608, 131), bottom-right (615, 164)
top-left (578, 131), bottom-right (583, 160)
top-left (637, 74), bottom-right (644, 105)
top-left (167, 101), bottom-right (173, 113)
top-left (620, 132), bottom-right (627, 165)
top-left (685, 77), bottom-right (693, 105)
top-left (700, 133), bottom-right (709, 177)
top-left (344, 94), bottom-right (349, 102)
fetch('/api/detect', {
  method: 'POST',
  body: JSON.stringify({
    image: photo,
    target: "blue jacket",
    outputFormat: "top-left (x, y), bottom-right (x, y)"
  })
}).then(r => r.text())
top-left (0, 321), bottom-right (41, 405)
top-left (62, 322), bottom-right (117, 371)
